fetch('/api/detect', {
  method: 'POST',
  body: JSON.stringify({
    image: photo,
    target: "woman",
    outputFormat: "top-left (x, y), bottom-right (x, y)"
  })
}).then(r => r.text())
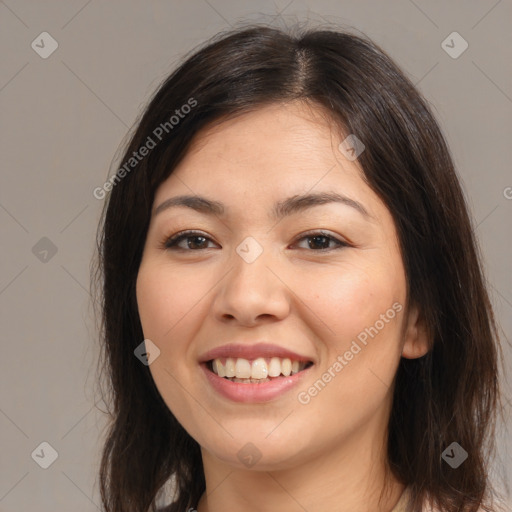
top-left (93, 24), bottom-right (504, 512)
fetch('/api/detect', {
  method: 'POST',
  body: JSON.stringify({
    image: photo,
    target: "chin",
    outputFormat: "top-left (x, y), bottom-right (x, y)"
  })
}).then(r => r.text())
top-left (200, 429), bottom-right (314, 472)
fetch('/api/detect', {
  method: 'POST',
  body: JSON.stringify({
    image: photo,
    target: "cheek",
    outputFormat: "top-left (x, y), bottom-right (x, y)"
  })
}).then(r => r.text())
top-left (136, 263), bottom-right (203, 340)
top-left (136, 264), bottom-right (205, 423)
top-left (305, 261), bottom-right (406, 406)
top-left (303, 260), bottom-right (405, 343)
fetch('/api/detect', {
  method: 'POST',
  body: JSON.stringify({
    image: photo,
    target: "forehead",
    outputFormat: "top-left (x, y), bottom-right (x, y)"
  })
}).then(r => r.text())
top-left (192, 103), bottom-right (344, 162)
top-left (154, 102), bottom-right (370, 204)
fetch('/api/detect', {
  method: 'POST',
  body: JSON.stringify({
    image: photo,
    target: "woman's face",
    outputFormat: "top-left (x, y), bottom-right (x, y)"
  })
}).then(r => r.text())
top-left (136, 101), bottom-right (427, 471)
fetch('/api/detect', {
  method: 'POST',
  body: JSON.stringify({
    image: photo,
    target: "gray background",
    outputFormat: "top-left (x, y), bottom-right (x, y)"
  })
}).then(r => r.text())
top-left (1, 1), bottom-right (511, 510)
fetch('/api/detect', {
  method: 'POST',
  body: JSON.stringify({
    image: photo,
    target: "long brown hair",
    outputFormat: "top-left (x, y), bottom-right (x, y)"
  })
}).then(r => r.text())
top-left (92, 23), bottom-right (502, 512)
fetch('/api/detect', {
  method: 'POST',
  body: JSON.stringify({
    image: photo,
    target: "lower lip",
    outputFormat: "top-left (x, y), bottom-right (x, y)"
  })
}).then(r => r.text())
top-left (200, 363), bottom-right (313, 403)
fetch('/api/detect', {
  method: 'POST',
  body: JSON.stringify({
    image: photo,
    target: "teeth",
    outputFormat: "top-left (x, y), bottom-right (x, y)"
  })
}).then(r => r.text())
top-left (235, 358), bottom-right (251, 378)
top-left (251, 358), bottom-right (268, 379)
top-left (211, 356), bottom-right (309, 379)
top-left (225, 358), bottom-right (236, 377)
top-left (268, 357), bottom-right (281, 377)
top-left (281, 358), bottom-right (292, 376)
top-left (231, 377), bottom-right (271, 383)
top-left (212, 359), bottom-right (226, 378)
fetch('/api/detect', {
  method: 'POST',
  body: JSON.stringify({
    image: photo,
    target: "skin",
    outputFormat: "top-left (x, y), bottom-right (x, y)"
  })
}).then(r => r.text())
top-left (136, 101), bottom-right (429, 512)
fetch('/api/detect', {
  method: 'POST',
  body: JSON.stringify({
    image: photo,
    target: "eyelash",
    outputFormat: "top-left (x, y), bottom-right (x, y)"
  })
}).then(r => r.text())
top-left (160, 229), bottom-right (350, 252)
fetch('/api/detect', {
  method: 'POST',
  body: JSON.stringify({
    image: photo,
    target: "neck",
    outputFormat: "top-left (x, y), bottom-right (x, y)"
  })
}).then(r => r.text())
top-left (195, 423), bottom-right (404, 512)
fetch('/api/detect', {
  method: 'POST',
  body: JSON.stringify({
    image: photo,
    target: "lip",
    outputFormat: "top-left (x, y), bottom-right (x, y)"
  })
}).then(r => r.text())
top-left (200, 362), bottom-right (314, 403)
top-left (198, 342), bottom-right (314, 363)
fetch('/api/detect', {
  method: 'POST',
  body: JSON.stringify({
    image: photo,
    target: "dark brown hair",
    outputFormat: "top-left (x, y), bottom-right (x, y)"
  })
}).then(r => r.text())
top-left (92, 23), bottom-right (502, 512)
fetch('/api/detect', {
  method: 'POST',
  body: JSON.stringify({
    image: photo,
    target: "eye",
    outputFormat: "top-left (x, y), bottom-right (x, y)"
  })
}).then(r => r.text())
top-left (292, 230), bottom-right (349, 251)
top-left (161, 230), bottom-right (218, 251)
top-left (160, 229), bottom-right (349, 252)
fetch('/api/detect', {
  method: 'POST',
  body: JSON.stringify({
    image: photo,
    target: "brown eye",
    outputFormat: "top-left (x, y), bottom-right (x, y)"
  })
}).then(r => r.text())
top-left (163, 231), bottom-right (218, 251)
top-left (294, 231), bottom-right (348, 251)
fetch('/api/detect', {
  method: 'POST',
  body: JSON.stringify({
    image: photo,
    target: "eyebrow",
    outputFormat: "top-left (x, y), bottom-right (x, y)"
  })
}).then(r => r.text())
top-left (153, 191), bottom-right (372, 220)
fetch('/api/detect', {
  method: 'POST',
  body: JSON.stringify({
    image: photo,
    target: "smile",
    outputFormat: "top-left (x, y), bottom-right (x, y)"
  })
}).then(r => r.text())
top-left (209, 356), bottom-right (313, 382)
top-left (202, 358), bottom-right (314, 403)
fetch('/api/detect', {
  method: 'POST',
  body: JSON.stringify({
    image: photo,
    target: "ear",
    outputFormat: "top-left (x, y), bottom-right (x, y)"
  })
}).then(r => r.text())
top-left (401, 304), bottom-right (430, 359)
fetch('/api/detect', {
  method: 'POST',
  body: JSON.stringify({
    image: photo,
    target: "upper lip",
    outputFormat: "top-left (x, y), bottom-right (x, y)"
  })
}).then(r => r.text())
top-left (198, 342), bottom-right (314, 363)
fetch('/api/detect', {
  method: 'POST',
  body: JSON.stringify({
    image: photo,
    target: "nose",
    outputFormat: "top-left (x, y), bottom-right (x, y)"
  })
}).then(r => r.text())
top-left (211, 245), bottom-right (291, 326)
